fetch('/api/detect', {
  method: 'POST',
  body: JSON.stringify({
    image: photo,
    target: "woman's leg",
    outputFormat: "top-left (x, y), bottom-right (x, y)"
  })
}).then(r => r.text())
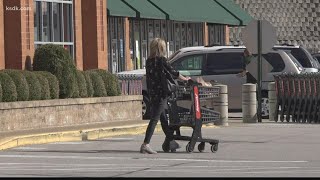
top-left (143, 118), bottom-right (159, 144)
top-left (140, 98), bottom-right (167, 154)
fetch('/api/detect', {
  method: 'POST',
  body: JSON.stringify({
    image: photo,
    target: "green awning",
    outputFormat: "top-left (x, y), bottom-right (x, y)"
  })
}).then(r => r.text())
top-left (107, 0), bottom-right (136, 17)
top-left (149, 0), bottom-right (243, 25)
top-left (215, 0), bottom-right (253, 25)
top-left (123, 0), bottom-right (167, 20)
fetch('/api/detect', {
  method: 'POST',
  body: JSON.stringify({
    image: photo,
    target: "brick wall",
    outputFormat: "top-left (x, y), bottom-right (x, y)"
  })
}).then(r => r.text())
top-left (0, 1), bottom-right (4, 70)
top-left (230, 0), bottom-right (320, 53)
top-left (81, 0), bottom-right (108, 70)
top-left (74, 0), bottom-right (83, 70)
top-left (3, 0), bottom-right (34, 70)
top-left (0, 96), bottom-right (142, 132)
top-left (20, 0), bottom-right (34, 70)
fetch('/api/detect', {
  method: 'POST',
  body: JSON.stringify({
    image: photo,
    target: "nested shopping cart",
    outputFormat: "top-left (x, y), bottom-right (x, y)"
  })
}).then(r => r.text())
top-left (165, 80), bottom-right (221, 153)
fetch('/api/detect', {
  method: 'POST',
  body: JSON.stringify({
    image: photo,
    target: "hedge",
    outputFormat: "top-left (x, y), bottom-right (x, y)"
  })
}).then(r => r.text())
top-left (93, 69), bottom-right (121, 96)
top-left (0, 72), bottom-right (17, 102)
top-left (2, 69), bottom-right (29, 101)
top-left (21, 71), bottom-right (42, 101)
top-left (76, 70), bottom-right (88, 98)
top-left (83, 71), bottom-right (94, 97)
top-left (35, 71), bottom-right (59, 99)
top-left (33, 44), bottom-right (77, 99)
top-left (87, 70), bottom-right (107, 97)
top-left (73, 77), bottom-right (80, 98)
top-left (35, 73), bottom-right (50, 100)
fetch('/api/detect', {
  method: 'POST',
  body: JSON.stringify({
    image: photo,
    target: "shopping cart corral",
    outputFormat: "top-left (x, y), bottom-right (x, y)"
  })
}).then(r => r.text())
top-left (165, 80), bottom-right (221, 153)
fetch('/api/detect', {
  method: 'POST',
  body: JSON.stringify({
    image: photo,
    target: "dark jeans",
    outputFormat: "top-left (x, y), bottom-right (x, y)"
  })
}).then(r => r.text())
top-left (143, 97), bottom-right (174, 144)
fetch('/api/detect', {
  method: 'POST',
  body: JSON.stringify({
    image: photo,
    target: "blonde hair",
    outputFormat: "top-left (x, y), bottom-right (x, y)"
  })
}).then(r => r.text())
top-left (149, 38), bottom-right (167, 58)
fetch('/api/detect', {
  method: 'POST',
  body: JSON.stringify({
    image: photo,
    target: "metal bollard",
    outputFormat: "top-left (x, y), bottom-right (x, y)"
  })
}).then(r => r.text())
top-left (213, 85), bottom-right (228, 126)
top-left (268, 82), bottom-right (277, 122)
top-left (242, 83), bottom-right (257, 123)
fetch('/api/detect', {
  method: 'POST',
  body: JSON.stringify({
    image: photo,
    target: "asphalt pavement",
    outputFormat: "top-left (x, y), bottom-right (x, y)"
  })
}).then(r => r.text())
top-left (1, 118), bottom-right (320, 177)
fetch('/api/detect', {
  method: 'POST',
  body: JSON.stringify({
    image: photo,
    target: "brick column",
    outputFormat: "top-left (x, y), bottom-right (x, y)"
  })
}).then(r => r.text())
top-left (203, 22), bottom-right (209, 46)
top-left (3, 0), bottom-right (34, 70)
top-left (124, 17), bottom-right (132, 71)
top-left (0, 1), bottom-right (5, 69)
top-left (225, 25), bottom-right (230, 45)
top-left (73, 0), bottom-right (83, 70)
top-left (81, 0), bottom-right (107, 70)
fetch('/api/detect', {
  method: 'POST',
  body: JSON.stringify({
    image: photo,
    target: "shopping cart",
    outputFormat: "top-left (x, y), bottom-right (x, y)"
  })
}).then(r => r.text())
top-left (165, 80), bottom-right (221, 153)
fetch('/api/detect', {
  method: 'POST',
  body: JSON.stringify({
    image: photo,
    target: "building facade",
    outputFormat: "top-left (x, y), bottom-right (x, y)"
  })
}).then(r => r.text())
top-left (0, 0), bottom-right (250, 72)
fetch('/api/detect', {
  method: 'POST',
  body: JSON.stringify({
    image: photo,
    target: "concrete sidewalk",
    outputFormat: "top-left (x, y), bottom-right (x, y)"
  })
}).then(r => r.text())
top-left (0, 113), bottom-right (266, 151)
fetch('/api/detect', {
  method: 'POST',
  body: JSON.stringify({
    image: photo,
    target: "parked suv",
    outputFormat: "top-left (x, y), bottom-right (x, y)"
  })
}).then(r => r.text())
top-left (118, 45), bottom-right (304, 119)
top-left (273, 44), bottom-right (320, 72)
top-left (313, 53), bottom-right (320, 64)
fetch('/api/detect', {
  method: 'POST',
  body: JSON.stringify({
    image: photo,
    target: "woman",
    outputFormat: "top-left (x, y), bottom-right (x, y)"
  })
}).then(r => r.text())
top-left (140, 38), bottom-right (190, 154)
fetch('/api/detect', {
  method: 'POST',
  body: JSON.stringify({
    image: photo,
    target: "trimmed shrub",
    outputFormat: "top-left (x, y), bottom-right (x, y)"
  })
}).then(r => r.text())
top-left (0, 72), bottom-right (17, 102)
top-left (21, 71), bottom-right (42, 100)
top-left (87, 70), bottom-right (107, 97)
top-left (35, 71), bottom-right (59, 99)
top-left (0, 82), bottom-right (2, 102)
top-left (93, 69), bottom-right (121, 96)
top-left (76, 70), bottom-right (88, 98)
top-left (2, 69), bottom-right (29, 101)
top-left (83, 71), bottom-right (94, 97)
top-left (34, 73), bottom-right (50, 100)
top-left (33, 44), bottom-right (77, 98)
top-left (72, 77), bottom-right (80, 98)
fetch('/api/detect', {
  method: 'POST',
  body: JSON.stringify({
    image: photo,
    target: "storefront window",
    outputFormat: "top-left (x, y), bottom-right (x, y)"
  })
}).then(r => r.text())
top-left (208, 24), bottom-right (226, 46)
top-left (34, 0), bottom-right (74, 58)
top-left (107, 17), bottom-right (125, 73)
top-left (127, 19), bottom-right (204, 71)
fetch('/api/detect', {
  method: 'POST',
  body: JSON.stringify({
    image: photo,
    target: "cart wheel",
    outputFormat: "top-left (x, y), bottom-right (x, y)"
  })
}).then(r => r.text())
top-left (186, 142), bottom-right (193, 153)
top-left (211, 143), bottom-right (218, 153)
top-left (198, 142), bottom-right (205, 152)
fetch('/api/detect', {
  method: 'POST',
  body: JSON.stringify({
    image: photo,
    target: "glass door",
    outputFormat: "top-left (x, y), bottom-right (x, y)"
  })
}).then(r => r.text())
top-left (110, 39), bottom-right (118, 74)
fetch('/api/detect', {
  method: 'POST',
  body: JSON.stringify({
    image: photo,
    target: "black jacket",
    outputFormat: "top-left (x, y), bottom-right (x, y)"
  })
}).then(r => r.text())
top-left (146, 56), bottom-right (179, 102)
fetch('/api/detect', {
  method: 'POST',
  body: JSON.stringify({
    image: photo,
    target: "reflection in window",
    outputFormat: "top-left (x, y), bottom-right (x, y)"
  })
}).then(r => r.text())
top-left (206, 53), bottom-right (243, 75)
top-left (53, 3), bottom-right (62, 42)
top-left (173, 55), bottom-right (204, 70)
top-left (34, 0), bottom-right (74, 58)
top-left (42, 2), bottom-right (51, 42)
top-left (208, 24), bottom-right (225, 46)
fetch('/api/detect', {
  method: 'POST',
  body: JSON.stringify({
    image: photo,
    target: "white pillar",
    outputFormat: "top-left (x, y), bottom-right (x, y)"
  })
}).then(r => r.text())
top-left (242, 84), bottom-right (257, 123)
top-left (213, 85), bottom-right (228, 126)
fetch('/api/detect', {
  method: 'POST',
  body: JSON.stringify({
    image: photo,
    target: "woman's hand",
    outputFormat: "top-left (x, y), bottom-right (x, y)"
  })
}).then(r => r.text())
top-left (179, 74), bottom-right (191, 81)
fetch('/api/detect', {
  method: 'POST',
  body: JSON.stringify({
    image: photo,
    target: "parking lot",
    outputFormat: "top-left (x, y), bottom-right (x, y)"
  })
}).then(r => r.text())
top-left (1, 121), bottom-right (320, 177)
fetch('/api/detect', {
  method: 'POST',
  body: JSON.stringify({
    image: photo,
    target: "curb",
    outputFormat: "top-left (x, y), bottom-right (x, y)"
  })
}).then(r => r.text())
top-left (0, 123), bottom-right (160, 151)
top-left (0, 123), bottom-right (219, 151)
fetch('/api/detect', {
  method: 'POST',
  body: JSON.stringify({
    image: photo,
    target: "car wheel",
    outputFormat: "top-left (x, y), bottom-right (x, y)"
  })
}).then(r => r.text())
top-left (142, 94), bottom-right (151, 120)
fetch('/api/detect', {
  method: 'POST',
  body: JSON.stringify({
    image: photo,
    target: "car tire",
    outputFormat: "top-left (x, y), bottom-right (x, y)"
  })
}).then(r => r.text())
top-left (142, 94), bottom-right (151, 120)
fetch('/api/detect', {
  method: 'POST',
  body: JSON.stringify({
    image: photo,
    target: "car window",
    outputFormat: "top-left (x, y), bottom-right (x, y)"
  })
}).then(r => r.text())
top-left (262, 53), bottom-right (285, 72)
top-left (171, 54), bottom-right (204, 76)
top-left (286, 52), bottom-right (303, 69)
top-left (274, 48), bottom-right (312, 68)
top-left (204, 52), bottom-right (244, 75)
top-left (168, 50), bottom-right (181, 61)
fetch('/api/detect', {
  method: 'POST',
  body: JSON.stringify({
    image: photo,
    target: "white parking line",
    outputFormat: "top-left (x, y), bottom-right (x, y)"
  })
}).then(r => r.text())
top-left (0, 155), bottom-right (308, 163)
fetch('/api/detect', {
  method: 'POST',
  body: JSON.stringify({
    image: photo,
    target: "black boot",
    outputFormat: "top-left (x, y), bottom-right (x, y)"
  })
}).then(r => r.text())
top-left (162, 139), bottom-right (181, 152)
